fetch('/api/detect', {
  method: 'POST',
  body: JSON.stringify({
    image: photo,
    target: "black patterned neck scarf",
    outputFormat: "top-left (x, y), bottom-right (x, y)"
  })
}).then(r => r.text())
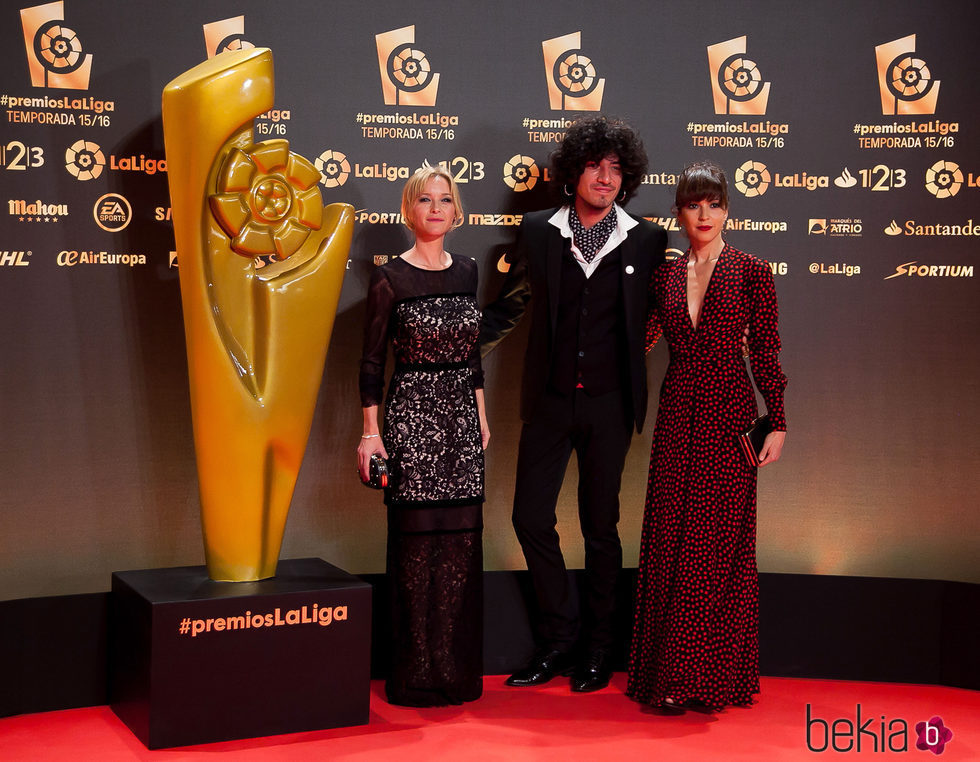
top-left (569, 205), bottom-right (618, 264)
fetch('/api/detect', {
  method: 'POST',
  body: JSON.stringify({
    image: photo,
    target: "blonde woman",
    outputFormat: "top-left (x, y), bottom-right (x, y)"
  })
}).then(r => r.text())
top-left (358, 167), bottom-right (489, 706)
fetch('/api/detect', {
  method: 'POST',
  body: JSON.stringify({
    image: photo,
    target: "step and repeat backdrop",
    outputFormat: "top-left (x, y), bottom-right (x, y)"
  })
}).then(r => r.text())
top-left (1, 0), bottom-right (977, 599)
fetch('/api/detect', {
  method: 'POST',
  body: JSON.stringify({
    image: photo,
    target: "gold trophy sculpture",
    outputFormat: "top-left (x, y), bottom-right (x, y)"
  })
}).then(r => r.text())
top-left (162, 48), bottom-right (352, 581)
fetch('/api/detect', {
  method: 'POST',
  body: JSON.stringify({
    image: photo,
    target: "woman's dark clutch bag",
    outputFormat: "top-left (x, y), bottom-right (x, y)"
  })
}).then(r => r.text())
top-left (738, 414), bottom-right (772, 467)
top-left (366, 453), bottom-right (389, 489)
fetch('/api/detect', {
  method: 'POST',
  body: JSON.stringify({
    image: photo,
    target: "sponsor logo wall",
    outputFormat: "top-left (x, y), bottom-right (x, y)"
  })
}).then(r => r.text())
top-left (0, 0), bottom-right (978, 600)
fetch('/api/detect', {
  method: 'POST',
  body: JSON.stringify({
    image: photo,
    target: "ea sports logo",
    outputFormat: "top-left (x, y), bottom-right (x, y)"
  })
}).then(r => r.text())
top-left (93, 192), bottom-right (131, 232)
top-left (735, 160), bottom-right (770, 197)
top-left (503, 155), bottom-right (540, 192)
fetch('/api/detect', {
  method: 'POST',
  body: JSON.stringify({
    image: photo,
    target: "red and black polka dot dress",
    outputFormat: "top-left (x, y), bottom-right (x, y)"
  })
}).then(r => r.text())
top-left (627, 243), bottom-right (786, 711)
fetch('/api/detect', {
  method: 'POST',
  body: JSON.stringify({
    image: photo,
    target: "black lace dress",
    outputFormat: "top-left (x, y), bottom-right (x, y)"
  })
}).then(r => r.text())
top-left (359, 254), bottom-right (485, 706)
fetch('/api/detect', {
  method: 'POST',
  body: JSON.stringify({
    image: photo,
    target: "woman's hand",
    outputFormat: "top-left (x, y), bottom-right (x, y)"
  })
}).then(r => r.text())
top-left (357, 435), bottom-right (388, 483)
top-left (357, 405), bottom-right (387, 483)
top-left (476, 389), bottom-right (490, 450)
top-left (758, 430), bottom-right (785, 467)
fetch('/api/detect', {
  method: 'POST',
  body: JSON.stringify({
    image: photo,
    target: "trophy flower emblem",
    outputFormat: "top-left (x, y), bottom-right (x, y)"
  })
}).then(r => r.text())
top-left (209, 139), bottom-right (323, 259)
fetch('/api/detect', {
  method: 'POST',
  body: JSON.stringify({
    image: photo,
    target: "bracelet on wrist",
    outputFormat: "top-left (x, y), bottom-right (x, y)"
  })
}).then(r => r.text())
top-left (361, 434), bottom-right (380, 439)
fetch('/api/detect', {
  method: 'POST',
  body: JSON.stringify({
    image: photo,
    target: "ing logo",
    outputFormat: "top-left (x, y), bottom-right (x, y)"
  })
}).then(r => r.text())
top-left (203, 16), bottom-right (254, 59)
top-left (21, 1), bottom-right (92, 90)
top-left (875, 35), bottom-right (940, 115)
top-left (503, 155), bottom-right (540, 192)
top-left (376, 26), bottom-right (439, 107)
top-left (707, 36), bottom-right (770, 116)
top-left (65, 139), bottom-right (104, 180)
top-left (316, 149), bottom-right (351, 188)
top-left (924, 159), bottom-right (962, 198)
top-left (542, 32), bottom-right (605, 111)
top-left (735, 160), bottom-right (770, 197)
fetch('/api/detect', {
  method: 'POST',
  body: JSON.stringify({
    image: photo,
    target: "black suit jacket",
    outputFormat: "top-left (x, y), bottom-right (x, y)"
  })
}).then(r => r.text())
top-left (481, 207), bottom-right (668, 432)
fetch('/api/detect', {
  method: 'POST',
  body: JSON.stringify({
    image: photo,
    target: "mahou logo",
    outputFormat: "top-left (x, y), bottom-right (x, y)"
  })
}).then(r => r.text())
top-left (21, 1), bottom-right (92, 89)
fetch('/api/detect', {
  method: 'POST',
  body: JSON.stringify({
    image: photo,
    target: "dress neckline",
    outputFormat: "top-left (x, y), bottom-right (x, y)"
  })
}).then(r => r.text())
top-left (399, 253), bottom-right (456, 272)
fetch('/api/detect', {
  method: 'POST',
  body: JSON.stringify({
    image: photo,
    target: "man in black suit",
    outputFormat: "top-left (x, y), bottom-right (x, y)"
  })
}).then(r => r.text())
top-left (481, 115), bottom-right (667, 692)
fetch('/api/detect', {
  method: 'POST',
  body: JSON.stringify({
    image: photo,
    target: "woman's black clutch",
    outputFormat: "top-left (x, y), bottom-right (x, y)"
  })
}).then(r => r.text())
top-left (738, 414), bottom-right (772, 467)
top-left (365, 453), bottom-right (389, 489)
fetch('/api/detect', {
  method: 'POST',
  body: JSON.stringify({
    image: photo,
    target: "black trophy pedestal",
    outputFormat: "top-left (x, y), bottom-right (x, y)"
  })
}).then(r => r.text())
top-left (109, 557), bottom-right (371, 749)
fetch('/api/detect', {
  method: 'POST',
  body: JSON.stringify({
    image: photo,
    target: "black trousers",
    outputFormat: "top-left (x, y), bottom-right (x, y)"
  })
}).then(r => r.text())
top-left (512, 387), bottom-right (633, 652)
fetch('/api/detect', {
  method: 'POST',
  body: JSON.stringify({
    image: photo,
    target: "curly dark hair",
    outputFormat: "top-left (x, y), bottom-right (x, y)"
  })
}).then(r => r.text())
top-left (550, 115), bottom-right (648, 205)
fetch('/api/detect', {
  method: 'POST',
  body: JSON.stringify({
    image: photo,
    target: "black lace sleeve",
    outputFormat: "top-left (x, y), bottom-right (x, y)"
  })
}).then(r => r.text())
top-left (467, 260), bottom-right (485, 390)
top-left (358, 267), bottom-right (395, 407)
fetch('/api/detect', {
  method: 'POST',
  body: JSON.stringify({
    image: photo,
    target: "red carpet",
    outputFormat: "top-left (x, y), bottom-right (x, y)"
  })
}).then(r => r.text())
top-left (2, 676), bottom-right (977, 760)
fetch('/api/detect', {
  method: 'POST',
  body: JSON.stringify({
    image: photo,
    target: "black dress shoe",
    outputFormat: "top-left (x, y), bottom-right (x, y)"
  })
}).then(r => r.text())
top-left (505, 649), bottom-right (575, 687)
top-left (571, 648), bottom-right (612, 692)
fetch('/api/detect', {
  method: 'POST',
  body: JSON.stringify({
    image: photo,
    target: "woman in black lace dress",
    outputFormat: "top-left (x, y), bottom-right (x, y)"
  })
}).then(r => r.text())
top-left (357, 167), bottom-right (490, 706)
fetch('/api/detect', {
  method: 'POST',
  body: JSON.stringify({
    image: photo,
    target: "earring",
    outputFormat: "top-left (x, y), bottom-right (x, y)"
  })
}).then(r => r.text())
top-left (563, 184), bottom-right (574, 197)
top-left (617, 190), bottom-right (627, 203)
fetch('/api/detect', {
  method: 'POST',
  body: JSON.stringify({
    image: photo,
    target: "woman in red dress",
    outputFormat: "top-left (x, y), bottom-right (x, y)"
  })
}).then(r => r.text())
top-left (627, 161), bottom-right (786, 712)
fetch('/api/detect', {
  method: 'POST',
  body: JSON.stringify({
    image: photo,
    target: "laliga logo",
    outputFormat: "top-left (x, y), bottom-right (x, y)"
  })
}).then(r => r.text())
top-left (542, 32), bottom-right (605, 111)
top-left (21, 1), bottom-right (92, 89)
top-left (315, 149), bottom-right (351, 188)
top-left (707, 36), bottom-right (770, 116)
top-left (875, 35), bottom-right (940, 116)
top-left (503, 155), bottom-right (540, 192)
top-left (376, 26), bottom-right (440, 107)
top-left (203, 16), bottom-right (254, 59)
top-left (735, 160), bottom-right (770, 197)
top-left (924, 159), bottom-right (962, 198)
top-left (65, 139), bottom-right (104, 180)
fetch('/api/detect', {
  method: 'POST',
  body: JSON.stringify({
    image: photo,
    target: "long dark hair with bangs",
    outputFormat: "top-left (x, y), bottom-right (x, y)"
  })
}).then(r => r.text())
top-left (673, 160), bottom-right (729, 213)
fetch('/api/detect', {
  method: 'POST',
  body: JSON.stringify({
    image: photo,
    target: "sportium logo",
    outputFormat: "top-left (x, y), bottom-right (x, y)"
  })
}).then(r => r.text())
top-left (203, 16), bottom-right (254, 59)
top-left (542, 32), bottom-right (605, 111)
top-left (64, 139), bottom-right (104, 180)
top-left (875, 35), bottom-right (940, 116)
top-left (503, 154), bottom-right (541, 192)
top-left (376, 26), bottom-right (439, 107)
top-left (315, 149), bottom-right (351, 188)
top-left (21, 1), bottom-right (92, 89)
top-left (707, 36), bottom-right (770, 116)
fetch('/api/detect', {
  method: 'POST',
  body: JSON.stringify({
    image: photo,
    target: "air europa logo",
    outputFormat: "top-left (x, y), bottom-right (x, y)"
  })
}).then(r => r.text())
top-left (203, 16), bottom-right (254, 59)
top-left (875, 35), bottom-right (940, 116)
top-left (707, 36), bottom-right (770, 116)
top-left (376, 26), bottom-right (440, 107)
top-left (542, 32), bottom-right (605, 111)
top-left (21, 1), bottom-right (92, 90)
